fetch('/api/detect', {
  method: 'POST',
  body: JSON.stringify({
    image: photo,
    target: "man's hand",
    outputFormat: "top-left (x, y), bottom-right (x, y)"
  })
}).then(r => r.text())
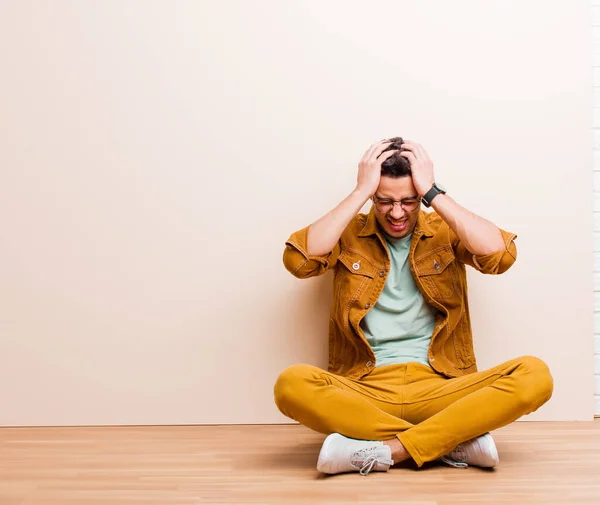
top-left (355, 140), bottom-right (397, 197)
top-left (399, 140), bottom-right (435, 197)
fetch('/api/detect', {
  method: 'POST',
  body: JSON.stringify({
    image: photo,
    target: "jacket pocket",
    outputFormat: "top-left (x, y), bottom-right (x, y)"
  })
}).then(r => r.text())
top-left (414, 246), bottom-right (457, 299)
top-left (333, 251), bottom-right (376, 329)
top-left (337, 250), bottom-right (377, 279)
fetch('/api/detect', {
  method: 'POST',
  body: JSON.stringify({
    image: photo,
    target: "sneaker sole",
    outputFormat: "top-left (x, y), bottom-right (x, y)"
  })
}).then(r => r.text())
top-left (316, 433), bottom-right (343, 474)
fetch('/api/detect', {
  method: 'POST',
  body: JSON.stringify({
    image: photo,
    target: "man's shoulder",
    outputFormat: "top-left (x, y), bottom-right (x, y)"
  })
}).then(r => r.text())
top-left (421, 210), bottom-right (447, 231)
top-left (353, 212), bottom-right (370, 228)
top-left (342, 212), bottom-right (370, 237)
top-left (417, 210), bottom-right (455, 250)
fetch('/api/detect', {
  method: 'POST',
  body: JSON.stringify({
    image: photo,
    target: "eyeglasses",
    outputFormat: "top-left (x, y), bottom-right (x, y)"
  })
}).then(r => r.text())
top-left (372, 195), bottom-right (421, 214)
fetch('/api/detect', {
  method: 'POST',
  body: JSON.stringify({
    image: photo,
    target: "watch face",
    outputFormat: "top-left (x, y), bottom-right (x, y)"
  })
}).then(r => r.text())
top-left (435, 183), bottom-right (446, 193)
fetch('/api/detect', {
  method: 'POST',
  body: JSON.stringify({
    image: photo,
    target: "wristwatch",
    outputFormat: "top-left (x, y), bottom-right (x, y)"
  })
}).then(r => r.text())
top-left (421, 182), bottom-right (446, 208)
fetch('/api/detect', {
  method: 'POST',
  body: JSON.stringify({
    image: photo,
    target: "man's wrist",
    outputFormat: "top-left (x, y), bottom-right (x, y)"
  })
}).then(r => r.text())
top-left (430, 192), bottom-right (449, 210)
top-left (419, 181), bottom-right (436, 198)
top-left (353, 186), bottom-right (374, 203)
top-left (421, 182), bottom-right (447, 207)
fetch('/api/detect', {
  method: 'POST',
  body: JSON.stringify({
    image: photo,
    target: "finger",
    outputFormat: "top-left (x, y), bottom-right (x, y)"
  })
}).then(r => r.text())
top-left (414, 146), bottom-right (427, 161)
top-left (401, 141), bottom-right (427, 162)
top-left (361, 143), bottom-right (379, 161)
top-left (400, 151), bottom-right (417, 165)
top-left (361, 141), bottom-right (382, 162)
top-left (368, 139), bottom-right (392, 158)
top-left (411, 143), bottom-right (428, 160)
top-left (370, 141), bottom-right (394, 161)
top-left (399, 143), bottom-right (418, 161)
top-left (377, 149), bottom-right (398, 162)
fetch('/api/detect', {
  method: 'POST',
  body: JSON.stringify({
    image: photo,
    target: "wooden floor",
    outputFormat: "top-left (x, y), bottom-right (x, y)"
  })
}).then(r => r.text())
top-left (0, 421), bottom-right (599, 505)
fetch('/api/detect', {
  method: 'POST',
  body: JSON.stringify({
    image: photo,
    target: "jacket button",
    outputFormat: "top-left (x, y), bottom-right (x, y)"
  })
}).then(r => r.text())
top-left (366, 361), bottom-right (373, 367)
top-left (379, 270), bottom-right (385, 277)
top-left (365, 303), bottom-right (371, 309)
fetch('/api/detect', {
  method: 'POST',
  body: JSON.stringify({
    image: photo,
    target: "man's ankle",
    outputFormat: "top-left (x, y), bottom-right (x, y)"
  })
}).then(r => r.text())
top-left (383, 437), bottom-right (410, 464)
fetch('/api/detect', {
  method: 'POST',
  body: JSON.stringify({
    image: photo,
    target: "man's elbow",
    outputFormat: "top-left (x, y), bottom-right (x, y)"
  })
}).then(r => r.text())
top-left (283, 247), bottom-right (306, 278)
top-left (283, 246), bottom-right (324, 279)
top-left (472, 241), bottom-right (517, 275)
top-left (495, 242), bottom-right (518, 275)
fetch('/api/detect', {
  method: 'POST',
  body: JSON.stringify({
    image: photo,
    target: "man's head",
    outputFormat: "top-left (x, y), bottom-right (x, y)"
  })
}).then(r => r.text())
top-left (373, 137), bottom-right (421, 239)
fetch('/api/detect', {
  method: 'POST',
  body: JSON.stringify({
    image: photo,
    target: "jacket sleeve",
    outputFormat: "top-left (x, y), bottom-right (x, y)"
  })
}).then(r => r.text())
top-left (283, 225), bottom-right (341, 279)
top-left (452, 227), bottom-right (517, 275)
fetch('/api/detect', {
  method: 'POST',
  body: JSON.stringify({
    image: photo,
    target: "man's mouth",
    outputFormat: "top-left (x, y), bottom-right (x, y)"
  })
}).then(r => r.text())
top-left (388, 218), bottom-right (408, 231)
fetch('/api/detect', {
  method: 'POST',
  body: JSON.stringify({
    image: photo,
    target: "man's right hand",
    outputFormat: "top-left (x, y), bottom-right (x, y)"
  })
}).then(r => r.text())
top-left (356, 140), bottom-right (397, 197)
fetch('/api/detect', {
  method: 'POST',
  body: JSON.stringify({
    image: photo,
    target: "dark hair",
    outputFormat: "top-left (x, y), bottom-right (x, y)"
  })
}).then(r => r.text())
top-left (379, 136), bottom-right (411, 178)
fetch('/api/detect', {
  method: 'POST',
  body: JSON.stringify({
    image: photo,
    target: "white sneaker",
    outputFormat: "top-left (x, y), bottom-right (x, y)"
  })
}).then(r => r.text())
top-left (441, 432), bottom-right (499, 468)
top-left (316, 433), bottom-right (394, 476)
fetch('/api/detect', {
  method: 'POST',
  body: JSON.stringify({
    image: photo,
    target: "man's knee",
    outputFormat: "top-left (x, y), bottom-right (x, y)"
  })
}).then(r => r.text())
top-left (273, 363), bottom-right (319, 413)
top-left (515, 356), bottom-right (554, 408)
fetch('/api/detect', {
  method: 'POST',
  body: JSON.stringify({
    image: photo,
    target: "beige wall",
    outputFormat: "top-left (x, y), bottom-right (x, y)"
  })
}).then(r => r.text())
top-left (0, 1), bottom-right (593, 425)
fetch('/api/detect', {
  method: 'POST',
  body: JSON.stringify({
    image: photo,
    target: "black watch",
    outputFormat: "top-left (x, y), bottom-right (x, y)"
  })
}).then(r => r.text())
top-left (421, 182), bottom-right (446, 208)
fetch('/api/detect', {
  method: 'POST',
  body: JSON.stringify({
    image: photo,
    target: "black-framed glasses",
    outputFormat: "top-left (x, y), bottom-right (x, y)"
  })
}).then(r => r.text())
top-left (372, 195), bottom-right (422, 214)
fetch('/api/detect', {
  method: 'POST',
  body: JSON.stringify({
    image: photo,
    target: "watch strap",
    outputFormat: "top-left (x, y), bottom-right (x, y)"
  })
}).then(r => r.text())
top-left (422, 183), bottom-right (446, 207)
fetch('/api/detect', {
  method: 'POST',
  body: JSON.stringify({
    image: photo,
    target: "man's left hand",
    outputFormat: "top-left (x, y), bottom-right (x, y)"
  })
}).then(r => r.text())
top-left (400, 141), bottom-right (436, 197)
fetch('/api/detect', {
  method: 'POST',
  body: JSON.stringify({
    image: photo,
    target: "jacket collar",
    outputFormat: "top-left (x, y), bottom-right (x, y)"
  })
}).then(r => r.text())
top-left (358, 206), bottom-right (435, 238)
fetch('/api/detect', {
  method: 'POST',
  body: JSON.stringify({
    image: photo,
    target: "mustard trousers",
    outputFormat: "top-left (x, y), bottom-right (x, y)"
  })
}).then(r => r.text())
top-left (273, 356), bottom-right (553, 467)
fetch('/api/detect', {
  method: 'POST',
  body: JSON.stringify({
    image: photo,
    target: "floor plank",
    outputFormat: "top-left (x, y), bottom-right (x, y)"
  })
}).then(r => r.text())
top-left (0, 421), bottom-right (598, 504)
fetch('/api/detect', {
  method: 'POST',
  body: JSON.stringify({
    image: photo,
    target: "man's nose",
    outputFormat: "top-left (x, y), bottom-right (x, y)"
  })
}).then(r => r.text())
top-left (389, 203), bottom-right (407, 220)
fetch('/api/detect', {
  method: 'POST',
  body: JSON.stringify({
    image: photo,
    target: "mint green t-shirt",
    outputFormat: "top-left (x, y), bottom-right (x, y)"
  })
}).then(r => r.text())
top-left (360, 233), bottom-right (438, 367)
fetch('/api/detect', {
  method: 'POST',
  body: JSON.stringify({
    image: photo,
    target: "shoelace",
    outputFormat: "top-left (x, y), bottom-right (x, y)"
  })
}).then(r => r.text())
top-left (359, 455), bottom-right (378, 475)
top-left (440, 444), bottom-right (469, 468)
top-left (440, 455), bottom-right (468, 468)
top-left (351, 447), bottom-right (395, 476)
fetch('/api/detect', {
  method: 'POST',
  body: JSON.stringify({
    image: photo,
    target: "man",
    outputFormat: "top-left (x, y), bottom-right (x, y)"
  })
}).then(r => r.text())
top-left (274, 137), bottom-right (553, 476)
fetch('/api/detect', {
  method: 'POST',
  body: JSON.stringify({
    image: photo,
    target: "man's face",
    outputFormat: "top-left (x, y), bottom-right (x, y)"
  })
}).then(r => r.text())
top-left (373, 176), bottom-right (421, 239)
